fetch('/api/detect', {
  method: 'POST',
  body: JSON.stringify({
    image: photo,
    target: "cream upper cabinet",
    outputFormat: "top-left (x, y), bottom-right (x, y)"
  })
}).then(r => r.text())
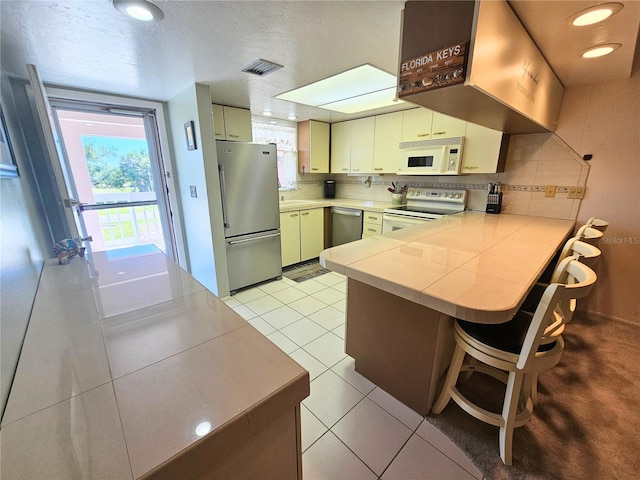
top-left (460, 122), bottom-right (510, 174)
top-left (280, 211), bottom-right (301, 267)
top-left (401, 108), bottom-right (433, 142)
top-left (431, 111), bottom-right (467, 139)
top-left (212, 104), bottom-right (226, 140)
top-left (212, 104), bottom-right (253, 142)
top-left (223, 106), bottom-right (252, 141)
top-left (330, 122), bottom-right (351, 173)
top-left (298, 120), bottom-right (330, 174)
top-left (349, 117), bottom-right (375, 174)
top-left (299, 208), bottom-right (324, 262)
top-left (373, 112), bottom-right (403, 174)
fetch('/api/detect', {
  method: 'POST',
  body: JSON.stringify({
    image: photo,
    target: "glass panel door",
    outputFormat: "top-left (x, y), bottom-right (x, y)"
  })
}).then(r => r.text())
top-left (50, 104), bottom-right (175, 255)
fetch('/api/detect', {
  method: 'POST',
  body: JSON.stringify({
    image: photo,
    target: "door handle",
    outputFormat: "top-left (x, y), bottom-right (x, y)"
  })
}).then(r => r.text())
top-left (218, 165), bottom-right (230, 228)
top-left (227, 233), bottom-right (280, 245)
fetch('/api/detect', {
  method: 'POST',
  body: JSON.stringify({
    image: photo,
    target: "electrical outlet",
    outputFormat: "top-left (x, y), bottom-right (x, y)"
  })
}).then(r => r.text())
top-left (575, 186), bottom-right (585, 199)
top-left (545, 185), bottom-right (556, 198)
top-left (567, 186), bottom-right (577, 199)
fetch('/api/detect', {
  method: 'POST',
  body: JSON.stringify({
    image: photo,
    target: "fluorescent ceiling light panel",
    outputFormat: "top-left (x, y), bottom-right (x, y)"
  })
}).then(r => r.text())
top-left (276, 64), bottom-right (399, 113)
top-left (319, 87), bottom-right (401, 114)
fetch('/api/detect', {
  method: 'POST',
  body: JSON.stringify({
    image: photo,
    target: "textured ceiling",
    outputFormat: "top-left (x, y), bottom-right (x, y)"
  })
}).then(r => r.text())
top-left (1, 1), bottom-right (638, 123)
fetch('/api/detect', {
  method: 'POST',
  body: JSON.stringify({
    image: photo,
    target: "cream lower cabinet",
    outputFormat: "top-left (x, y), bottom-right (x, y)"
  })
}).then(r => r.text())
top-left (362, 211), bottom-right (383, 238)
top-left (280, 208), bottom-right (324, 267)
top-left (280, 211), bottom-right (301, 267)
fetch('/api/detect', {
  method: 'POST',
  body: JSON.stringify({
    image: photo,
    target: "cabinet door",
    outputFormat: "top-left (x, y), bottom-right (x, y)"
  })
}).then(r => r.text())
top-left (431, 111), bottom-right (466, 139)
top-left (300, 208), bottom-right (324, 262)
top-left (461, 122), bottom-right (508, 174)
top-left (401, 108), bottom-right (433, 142)
top-left (309, 121), bottom-right (330, 173)
top-left (373, 112), bottom-right (403, 174)
top-left (330, 122), bottom-right (351, 173)
top-left (212, 104), bottom-right (226, 140)
top-left (349, 117), bottom-right (375, 174)
top-left (223, 106), bottom-right (253, 142)
top-left (280, 211), bottom-right (301, 267)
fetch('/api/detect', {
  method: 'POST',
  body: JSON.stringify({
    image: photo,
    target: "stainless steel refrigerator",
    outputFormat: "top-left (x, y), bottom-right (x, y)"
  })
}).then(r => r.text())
top-left (216, 141), bottom-right (282, 292)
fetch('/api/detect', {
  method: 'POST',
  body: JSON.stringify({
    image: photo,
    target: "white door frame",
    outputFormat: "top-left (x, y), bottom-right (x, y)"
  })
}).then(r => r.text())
top-left (44, 86), bottom-right (187, 266)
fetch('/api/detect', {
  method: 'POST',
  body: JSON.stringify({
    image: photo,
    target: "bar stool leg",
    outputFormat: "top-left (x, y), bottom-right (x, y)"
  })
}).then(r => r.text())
top-left (432, 344), bottom-right (466, 414)
top-left (499, 371), bottom-right (524, 466)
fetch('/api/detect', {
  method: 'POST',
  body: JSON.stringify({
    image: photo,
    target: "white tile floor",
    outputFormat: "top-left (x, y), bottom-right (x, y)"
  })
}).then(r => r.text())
top-left (221, 271), bottom-right (482, 480)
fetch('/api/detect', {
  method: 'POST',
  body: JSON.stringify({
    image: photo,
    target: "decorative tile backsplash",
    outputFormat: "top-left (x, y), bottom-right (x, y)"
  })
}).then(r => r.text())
top-left (282, 133), bottom-right (589, 220)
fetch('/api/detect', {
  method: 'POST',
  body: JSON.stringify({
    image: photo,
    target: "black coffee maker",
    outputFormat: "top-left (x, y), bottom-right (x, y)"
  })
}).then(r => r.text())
top-left (324, 180), bottom-right (336, 199)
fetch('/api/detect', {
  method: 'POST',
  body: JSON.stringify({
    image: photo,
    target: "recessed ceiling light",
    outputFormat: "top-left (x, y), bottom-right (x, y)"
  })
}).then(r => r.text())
top-left (276, 64), bottom-right (401, 114)
top-left (581, 43), bottom-right (622, 58)
top-left (113, 0), bottom-right (164, 22)
top-left (567, 2), bottom-right (623, 26)
top-left (287, 114), bottom-right (298, 121)
top-left (262, 111), bottom-right (272, 116)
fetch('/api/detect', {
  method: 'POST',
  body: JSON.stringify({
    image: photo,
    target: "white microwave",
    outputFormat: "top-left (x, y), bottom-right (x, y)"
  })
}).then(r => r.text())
top-left (397, 138), bottom-right (464, 175)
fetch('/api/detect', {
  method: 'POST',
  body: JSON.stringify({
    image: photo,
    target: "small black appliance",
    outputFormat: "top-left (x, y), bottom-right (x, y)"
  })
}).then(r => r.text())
top-left (324, 180), bottom-right (336, 199)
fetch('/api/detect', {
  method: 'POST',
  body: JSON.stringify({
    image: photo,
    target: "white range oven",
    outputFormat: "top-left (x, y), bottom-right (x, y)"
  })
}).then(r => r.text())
top-left (382, 187), bottom-right (467, 233)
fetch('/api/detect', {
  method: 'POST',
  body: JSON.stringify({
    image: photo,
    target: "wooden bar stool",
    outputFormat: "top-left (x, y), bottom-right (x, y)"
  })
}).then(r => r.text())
top-left (585, 216), bottom-right (609, 233)
top-left (575, 225), bottom-right (603, 246)
top-left (431, 260), bottom-right (597, 465)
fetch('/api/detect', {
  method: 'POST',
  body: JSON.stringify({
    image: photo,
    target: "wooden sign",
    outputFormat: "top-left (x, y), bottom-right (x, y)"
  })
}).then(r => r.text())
top-left (398, 42), bottom-right (468, 96)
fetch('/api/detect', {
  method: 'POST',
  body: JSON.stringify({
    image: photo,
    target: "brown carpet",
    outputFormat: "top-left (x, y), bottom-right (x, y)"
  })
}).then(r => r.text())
top-left (425, 313), bottom-right (640, 480)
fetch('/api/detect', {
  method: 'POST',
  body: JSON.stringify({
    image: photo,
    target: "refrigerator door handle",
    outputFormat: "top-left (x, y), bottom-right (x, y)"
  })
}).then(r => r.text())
top-left (218, 164), bottom-right (230, 228)
top-left (227, 232), bottom-right (281, 245)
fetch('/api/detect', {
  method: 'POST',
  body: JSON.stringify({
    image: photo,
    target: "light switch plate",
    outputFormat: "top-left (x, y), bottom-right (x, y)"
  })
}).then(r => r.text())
top-left (190, 185), bottom-right (197, 198)
top-left (545, 185), bottom-right (556, 198)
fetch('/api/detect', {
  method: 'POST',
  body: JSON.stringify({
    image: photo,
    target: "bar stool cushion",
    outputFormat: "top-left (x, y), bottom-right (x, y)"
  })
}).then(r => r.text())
top-left (458, 312), bottom-right (556, 355)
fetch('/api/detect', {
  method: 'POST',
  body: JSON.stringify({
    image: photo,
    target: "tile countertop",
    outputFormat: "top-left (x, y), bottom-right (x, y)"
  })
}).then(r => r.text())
top-left (279, 198), bottom-right (393, 213)
top-left (0, 249), bottom-right (309, 479)
top-left (320, 212), bottom-right (575, 324)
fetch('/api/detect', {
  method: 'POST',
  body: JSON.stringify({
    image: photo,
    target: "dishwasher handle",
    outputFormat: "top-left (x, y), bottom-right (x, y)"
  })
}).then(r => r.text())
top-left (331, 207), bottom-right (362, 217)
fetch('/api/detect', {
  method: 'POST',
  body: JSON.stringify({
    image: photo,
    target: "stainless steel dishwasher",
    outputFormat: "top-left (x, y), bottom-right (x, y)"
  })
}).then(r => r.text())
top-left (331, 207), bottom-right (363, 246)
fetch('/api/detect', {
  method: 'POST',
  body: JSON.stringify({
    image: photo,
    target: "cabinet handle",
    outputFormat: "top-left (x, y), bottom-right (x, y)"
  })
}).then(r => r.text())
top-left (374, 167), bottom-right (383, 171)
top-left (367, 228), bottom-right (377, 233)
top-left (290, 213), bottom-right (298, 217)
top-left (311, 168), bottom-right (319, 171)
top-left (301, 212), bottom-right (309, 216)
top-left (228, 134), bottom-right (239, 138)
top-left (432, 131), bottom-right (446, 136)
top-left (367, 216), bottom-right (377, 220)
top-left (352, 168), bottom-right (359, 172)
top-left (342, 168), bottom-right (348, 171)
top-left (417, 133), bottom-right (430, 137)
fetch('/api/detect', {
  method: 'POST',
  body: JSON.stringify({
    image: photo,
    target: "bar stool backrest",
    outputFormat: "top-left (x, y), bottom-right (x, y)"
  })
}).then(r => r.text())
top-left (575, 225), bottom-right (603, 246)
top-left (586, 216), bottom-right (609, 233)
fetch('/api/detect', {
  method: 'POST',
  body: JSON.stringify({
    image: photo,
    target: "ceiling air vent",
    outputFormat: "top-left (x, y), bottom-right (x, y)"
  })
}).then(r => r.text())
top-left (241, 59), bottom-right (283, 76)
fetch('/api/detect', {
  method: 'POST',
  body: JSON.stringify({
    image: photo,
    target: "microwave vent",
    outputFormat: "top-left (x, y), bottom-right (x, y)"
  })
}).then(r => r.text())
top-left (399, 136), bottom-right (464, 149)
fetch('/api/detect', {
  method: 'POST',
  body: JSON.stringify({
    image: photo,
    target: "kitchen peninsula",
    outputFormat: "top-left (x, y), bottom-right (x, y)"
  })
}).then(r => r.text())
top-left (319, 212), bottom-right (574, 415)
top-left (1, 249), bottom-right (309, 479)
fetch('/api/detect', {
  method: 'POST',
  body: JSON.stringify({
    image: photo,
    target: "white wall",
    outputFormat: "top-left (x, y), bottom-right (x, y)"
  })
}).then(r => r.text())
top-left (554, 71), bottom-right (640, 324)
top-left (1, 69), bottom-right (47, 416)
top-left (167, 83), bottom-right (229, 297)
